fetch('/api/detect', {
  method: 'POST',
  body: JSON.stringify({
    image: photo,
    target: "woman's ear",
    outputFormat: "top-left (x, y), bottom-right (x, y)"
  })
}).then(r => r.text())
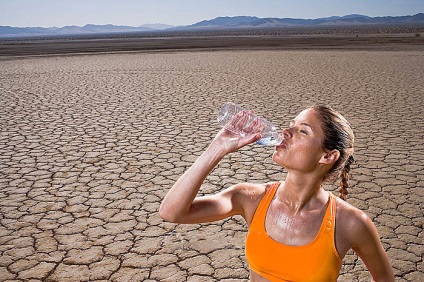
top-left (319, 149), bottom-right (340, 165)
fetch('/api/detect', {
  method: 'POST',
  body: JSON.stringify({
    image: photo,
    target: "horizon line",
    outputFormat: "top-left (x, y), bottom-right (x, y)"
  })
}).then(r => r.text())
top-left (2, 12), bottom-right (423, 29)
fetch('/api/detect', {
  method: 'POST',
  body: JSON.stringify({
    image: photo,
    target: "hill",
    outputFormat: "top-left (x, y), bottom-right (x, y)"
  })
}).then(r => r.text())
top-left (187, 13), bottom-right (424, 29)
top-left (0, 24), bottom-right (168, 38)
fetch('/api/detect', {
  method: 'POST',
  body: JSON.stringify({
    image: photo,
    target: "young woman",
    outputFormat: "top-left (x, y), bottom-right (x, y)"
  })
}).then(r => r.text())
top-left (159, 105), bottom-right (394, 281)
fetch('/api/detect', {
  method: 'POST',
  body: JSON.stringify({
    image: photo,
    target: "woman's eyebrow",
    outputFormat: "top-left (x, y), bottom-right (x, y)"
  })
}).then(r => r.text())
top-left (300, 122), bottom-right (313, 130)
top-left (290, 120), bottom-right (313, 130)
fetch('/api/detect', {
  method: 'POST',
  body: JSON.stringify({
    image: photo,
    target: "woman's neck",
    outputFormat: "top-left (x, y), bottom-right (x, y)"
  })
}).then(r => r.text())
top-left (277, 172), bottom-right (327, 214)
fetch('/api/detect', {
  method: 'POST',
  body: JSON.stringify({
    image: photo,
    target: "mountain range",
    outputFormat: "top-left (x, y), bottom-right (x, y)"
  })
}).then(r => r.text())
top-left (190, 13), bottom-right (424, 28)
top-left (1, 13), bottom-right (423, 38)
top-left (0, 23), bottom-right (174, 37)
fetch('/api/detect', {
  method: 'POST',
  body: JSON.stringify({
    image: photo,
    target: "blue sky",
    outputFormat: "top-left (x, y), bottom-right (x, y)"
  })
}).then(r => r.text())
top-left (1, 0), bottom-right (423, 27)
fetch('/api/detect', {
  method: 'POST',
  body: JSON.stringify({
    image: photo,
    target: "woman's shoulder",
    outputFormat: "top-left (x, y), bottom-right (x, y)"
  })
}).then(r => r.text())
top-left (229, 181), bottom-right (283, 224)
top-left (334, 196), bottom-right (377, 243)
top-left (231, 181), bottom-right (282, 201)
top-left (335, 197), bottom-right (370, 224)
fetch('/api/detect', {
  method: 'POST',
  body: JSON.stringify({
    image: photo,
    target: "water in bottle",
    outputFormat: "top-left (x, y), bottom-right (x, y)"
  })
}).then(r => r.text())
top-left (217, 102), bottom-right (283, 146)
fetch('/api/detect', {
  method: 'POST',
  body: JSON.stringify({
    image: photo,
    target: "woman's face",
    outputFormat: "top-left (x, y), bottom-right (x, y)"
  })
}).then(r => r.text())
top-left (272, 108), bottom-right (327, 173)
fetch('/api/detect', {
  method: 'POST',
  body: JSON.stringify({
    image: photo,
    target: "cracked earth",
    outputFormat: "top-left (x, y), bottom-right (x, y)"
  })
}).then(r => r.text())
top-left (0, 50), bottom-right (423, 281)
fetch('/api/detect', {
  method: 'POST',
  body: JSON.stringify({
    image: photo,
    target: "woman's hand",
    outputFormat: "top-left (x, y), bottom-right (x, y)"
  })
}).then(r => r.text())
top-left (211, 110), bottom-right (264, 154)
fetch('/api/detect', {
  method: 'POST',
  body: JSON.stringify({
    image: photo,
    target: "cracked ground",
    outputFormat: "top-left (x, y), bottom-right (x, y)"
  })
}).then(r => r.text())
top-left (0, 50), bottom-right (423, 281)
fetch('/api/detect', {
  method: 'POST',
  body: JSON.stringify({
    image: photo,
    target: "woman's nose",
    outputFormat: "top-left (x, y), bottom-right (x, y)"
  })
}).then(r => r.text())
top-left (282, 127), bottom-right (292, 138)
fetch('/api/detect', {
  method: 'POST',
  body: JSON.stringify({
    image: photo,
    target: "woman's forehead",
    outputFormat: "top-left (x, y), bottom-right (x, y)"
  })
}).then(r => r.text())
top-left (294, 108), bottom-right (317, 122)
top-left (293, 108), bottom-right (325, 136)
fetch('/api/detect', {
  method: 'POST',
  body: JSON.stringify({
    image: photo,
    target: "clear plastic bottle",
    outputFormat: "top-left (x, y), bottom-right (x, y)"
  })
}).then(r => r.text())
top-left (217, 102), bottom-right (283, 146)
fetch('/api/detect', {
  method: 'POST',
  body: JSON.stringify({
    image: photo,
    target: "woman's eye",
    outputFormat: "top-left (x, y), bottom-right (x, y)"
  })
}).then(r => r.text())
top-left (300, 130), bottom-right (308, 134)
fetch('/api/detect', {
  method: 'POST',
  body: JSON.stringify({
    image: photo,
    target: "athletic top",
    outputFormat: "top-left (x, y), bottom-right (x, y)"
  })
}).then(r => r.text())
top-left (245, 182), bottom-right (342, 281)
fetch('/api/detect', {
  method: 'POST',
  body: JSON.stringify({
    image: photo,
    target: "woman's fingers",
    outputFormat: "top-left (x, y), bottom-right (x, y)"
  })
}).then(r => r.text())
top-left (220, 109), bottom-right (264, 148)
top-left (244, 116), bottom-right (264, 135)
top-left (226, 110), bottom-right (250, 135)
top-left (214, 109), bottom-right (264, 152)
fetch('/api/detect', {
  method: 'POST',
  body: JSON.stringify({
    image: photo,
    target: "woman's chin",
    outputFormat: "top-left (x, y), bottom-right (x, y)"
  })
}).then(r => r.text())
top-left (272, 152), bottom-right (285, 166)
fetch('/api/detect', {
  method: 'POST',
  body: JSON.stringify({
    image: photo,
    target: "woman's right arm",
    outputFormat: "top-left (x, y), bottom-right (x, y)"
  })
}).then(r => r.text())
top-left (159, 111), bottom-right (263, 224)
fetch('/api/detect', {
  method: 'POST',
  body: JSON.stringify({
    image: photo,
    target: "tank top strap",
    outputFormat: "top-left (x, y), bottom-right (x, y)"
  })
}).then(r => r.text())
top-left (325, 192), bottom-right (342, 262)
top-left (260, 182), bottom-right (280, 213)
top-left (329, 192), bottom-right (336, 221)
top-left (326, 192), bottom-right (336, 224)
top-left (250, 182), bottom-right (280, 229)
top-left (321, 192), bottom-right (337, 240)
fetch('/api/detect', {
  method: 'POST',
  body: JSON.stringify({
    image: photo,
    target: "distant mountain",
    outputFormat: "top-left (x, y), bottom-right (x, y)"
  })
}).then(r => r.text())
top-left (0, 23), bottom-right (171, 38)
top-left (187, 13), bottom-right (424, 29)
top-left (140, 23), bottom-right (175, 30)
top-left (0, 26), bottom-right (51, 36)
top-left (55, 24), bottom-right (155, 34)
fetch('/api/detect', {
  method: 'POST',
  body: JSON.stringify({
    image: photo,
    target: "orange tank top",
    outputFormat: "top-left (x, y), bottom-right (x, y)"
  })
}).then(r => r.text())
top-left (245, 182), bottom-right (342, 281)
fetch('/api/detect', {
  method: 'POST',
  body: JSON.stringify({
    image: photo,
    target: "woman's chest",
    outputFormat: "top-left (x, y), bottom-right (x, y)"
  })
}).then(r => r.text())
top-left (264, 202), bottom-right (327, 246)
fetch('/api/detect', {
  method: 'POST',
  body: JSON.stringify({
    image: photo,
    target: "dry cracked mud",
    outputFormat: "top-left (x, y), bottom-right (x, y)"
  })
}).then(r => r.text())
top-left (0, 49), bottom-right (423, 281)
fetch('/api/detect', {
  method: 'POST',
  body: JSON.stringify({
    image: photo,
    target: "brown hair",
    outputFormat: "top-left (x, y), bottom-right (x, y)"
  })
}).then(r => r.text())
top-left (310, 105), bottom-right (355, 201)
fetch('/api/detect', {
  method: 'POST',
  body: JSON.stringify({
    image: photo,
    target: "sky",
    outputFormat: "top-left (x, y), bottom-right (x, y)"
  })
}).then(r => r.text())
top-left (1, 0), bottom-right (423, 28)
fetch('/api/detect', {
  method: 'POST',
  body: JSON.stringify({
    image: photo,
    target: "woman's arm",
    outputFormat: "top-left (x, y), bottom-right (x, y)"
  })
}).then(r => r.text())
top-left (159, 111), bottom-right (263, 224)
top-left (349, 211), bottom-right (395, 282)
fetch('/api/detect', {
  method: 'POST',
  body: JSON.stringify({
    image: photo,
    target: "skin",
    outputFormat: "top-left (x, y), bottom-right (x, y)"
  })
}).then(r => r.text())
top-left (159, 109), bottom-right (394, 282)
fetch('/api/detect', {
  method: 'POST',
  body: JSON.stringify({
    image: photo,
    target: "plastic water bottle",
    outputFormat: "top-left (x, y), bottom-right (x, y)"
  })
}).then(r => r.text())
top-left (217, 102), bottom-right (283, 146)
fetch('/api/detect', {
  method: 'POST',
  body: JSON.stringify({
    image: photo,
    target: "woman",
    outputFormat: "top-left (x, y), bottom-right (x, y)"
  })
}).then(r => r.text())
top-left (159, 105), bottom-right (394, 281)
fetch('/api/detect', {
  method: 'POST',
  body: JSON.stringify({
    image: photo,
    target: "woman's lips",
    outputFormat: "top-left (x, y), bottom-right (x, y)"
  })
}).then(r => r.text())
top-left (276, 139), bottom-right (286, 149)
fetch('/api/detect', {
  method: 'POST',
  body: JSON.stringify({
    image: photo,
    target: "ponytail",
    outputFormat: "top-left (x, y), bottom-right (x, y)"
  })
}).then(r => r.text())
top-left (339, 155), bottom-right (355, 201)
top-left (311, 105), bottom-right (355, 201)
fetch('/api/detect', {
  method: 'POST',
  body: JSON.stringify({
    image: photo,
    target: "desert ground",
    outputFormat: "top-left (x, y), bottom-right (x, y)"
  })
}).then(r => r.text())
top-left (0, 32), bottom-right (423, 281)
